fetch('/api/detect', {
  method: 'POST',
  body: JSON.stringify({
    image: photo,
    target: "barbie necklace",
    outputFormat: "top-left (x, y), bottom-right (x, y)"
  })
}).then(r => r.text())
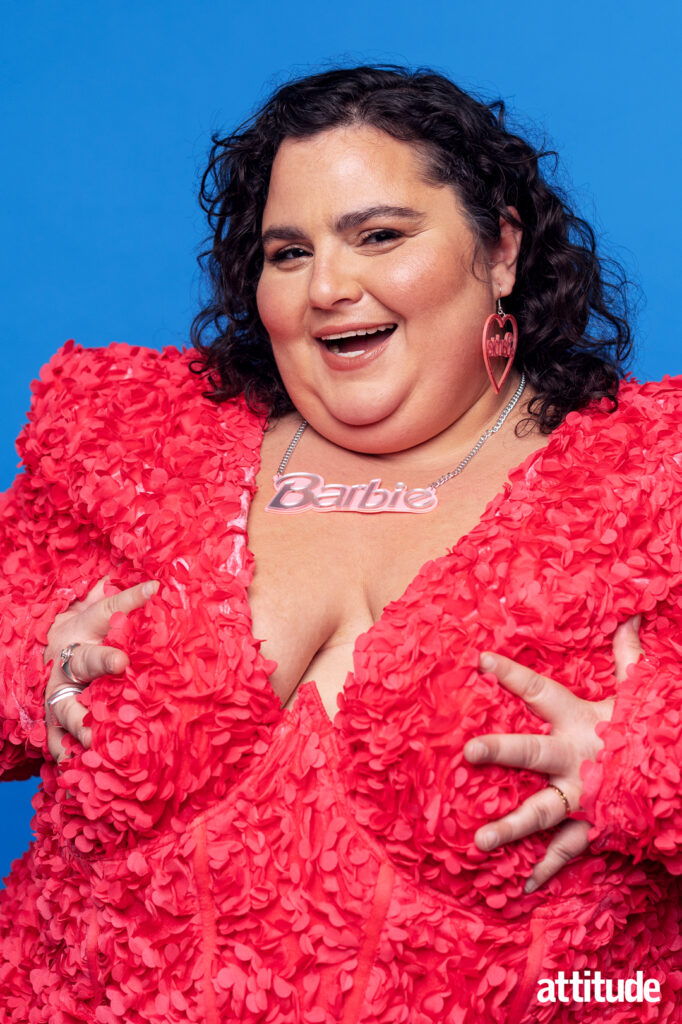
top-left (265, 374), bottom-right (526, 515)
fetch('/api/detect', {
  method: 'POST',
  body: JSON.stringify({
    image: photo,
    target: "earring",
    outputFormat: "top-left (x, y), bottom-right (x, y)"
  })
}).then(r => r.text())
top-left (482, 292), bottom-right (518, 394)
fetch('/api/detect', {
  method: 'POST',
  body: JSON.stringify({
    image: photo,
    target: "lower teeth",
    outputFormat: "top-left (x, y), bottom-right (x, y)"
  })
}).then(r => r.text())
top-left (329, 345), bottom-right (366, 357)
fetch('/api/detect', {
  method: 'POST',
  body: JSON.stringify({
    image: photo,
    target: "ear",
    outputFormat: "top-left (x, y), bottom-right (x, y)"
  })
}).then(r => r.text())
top-left (488, 207), bottom-right (522, 298)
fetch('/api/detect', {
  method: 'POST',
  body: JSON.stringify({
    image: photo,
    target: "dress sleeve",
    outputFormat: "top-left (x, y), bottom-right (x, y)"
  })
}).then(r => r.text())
top-left (580, 637), bottom-right (682, 873)
top-left (0, 344), bottom-right (113, 779)
top-left (580, 388), bottom-right (682, 871)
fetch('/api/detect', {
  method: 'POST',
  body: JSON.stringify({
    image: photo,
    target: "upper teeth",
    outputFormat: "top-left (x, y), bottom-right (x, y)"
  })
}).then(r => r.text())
top-left (318, 324), bottom-right (395, 341)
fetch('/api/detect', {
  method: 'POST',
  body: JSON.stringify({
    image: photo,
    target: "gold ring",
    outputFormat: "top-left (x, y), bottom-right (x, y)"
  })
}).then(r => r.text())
top-left (547, 784), bottom-right (570, 817)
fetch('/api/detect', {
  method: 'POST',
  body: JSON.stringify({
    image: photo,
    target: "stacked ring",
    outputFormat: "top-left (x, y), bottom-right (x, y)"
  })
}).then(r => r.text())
top-left (59, 643), bottom-right (87, 684)
top-left (47, 686), bottom-right (85, 708)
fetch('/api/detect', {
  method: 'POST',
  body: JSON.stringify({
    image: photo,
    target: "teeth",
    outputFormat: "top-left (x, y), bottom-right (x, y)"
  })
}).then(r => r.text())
top-left (319, 323), bottom-right (396, 342)
top-left (328, 345), bottom-right (367, 357)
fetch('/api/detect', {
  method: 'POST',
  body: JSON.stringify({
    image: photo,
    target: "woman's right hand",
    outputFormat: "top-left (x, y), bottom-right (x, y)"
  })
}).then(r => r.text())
top-left (44, 577), bottom-right (159, 763)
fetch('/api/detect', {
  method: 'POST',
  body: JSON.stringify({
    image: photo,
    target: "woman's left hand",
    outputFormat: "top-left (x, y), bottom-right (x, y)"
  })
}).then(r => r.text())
top-left (463, 616), bottom-right (643, 892)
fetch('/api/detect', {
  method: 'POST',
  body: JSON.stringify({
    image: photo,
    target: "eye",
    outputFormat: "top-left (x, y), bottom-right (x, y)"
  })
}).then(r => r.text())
top-left (266, 245), bottom-right (310, 264)
top-left (360, 228), bottom-right (403, 245)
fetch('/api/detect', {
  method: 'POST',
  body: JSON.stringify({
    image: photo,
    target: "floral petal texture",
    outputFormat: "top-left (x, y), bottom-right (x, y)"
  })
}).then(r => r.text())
top-left (0, 344), bottom-right (681, 1021)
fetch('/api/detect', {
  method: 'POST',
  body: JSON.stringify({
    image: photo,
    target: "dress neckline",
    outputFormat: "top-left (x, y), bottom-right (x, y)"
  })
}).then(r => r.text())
top-left (236, 400), bottom-right (586, 728)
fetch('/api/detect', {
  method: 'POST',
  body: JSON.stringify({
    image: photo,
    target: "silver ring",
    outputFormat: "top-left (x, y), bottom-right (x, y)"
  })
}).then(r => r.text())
top-left (59, 643), bottom-right (87, 684)
top-left (47, 686), bottom-right (85, 708)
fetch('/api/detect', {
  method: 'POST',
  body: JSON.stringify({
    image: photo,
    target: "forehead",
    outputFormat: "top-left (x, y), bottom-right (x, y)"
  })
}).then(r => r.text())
top-left (264, 125), bottom-right (442, 212)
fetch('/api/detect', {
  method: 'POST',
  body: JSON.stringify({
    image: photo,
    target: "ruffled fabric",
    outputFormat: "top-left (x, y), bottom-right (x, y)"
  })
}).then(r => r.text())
top-left (336, 377), bottom-right (682, 898)
top-left (0, 344), bottom-right (680, 1021)
top-left (580, 650), bottom-right (682, 871)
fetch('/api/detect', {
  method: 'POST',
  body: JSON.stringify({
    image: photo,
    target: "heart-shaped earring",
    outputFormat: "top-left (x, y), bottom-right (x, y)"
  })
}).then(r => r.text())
top-left (482, 294), bottom-right (518, 394)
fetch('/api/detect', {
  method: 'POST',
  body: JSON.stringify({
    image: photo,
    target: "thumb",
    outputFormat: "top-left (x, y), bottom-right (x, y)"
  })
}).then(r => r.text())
top-left (612, 615), bottom-right (643, 682)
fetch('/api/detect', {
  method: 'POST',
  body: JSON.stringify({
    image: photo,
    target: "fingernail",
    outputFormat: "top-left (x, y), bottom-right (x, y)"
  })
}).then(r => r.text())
top-left (465, 740), bottom-right (488, 761)
top-left (479, 653), bottom-right (495, 671)
top-left (478, 829), bottom-right (498, 851)
top-left (142, 581), bottom-right (159, 598)
top-left (632, 614), bottom-right (641, 631)
top-left (105, 654), bottom-right (119, 673)
top-left (524, 878), bottom-right (538, 894)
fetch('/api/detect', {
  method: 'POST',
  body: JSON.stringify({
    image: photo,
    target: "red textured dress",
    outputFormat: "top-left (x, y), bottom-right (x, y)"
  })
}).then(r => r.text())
top-left (0, 343), bottom-right (681, 1023)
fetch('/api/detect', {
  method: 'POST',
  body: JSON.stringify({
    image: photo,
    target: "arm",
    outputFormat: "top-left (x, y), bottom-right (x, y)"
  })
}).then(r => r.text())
top-left (580, 604), bottom-right (682, 872)
top-left (0, 463), bottom-right (84, 777)
top-left (578, 425), bottom-right (682, 870)
top-left (464, 386), bottom-right (682, 883)
top-left (0, 344), bottom-right (118, 776)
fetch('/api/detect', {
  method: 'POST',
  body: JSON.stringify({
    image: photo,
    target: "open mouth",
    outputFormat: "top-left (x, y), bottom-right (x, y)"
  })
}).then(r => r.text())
top-left (316, 323), bottom-right (397, 358)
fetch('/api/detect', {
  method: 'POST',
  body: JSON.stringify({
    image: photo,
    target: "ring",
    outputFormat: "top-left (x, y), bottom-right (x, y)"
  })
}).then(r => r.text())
top-left (47, 686), bottom-right (85, 708)
top-left (547, 784), bottom-right (571, 817)
top-left (60, 643), bottom-right (87, 684)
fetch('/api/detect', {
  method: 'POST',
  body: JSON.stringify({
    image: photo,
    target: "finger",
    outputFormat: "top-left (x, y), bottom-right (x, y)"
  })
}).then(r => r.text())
top-left (463, 733), bottom-right (567, 776)
top-left (62, 643), bottom-right (130, 683)
top-left (47, 721), bottom-right (92, 762)
top-left (47, 720), bottom-right (93, 762)
top-left (80, 580), bottom-right (159, 639)
top-left (47, 721), bottom-right (70, 763)
top-left (74, 575), bottom-right (110, 610)
top-left (612, 615), bottom-right (643, 683)
top-left (524, 820), bottom-right (590, 892)
top-left (46, 693), bottom-right (91, 758)
top-left (474, 786), bottom-right (570, 851)
top-left (479, 652), bottom-right (577, 726)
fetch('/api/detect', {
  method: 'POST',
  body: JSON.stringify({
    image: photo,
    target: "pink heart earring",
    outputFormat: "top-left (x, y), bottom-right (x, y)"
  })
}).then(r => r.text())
top-left (482, 292), bottom-right (518, 394)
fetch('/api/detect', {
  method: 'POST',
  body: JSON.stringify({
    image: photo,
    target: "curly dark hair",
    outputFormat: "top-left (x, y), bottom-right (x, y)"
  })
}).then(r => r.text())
top-left (190, 65), bottom-right (633, 432)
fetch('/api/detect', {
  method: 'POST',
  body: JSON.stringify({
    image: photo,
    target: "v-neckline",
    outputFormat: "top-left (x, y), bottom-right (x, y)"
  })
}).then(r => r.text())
top-left (236, 403), bottom-right (576, 727)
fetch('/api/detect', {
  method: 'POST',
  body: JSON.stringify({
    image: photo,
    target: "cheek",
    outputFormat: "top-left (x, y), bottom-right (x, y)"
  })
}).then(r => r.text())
top-left (255, 277), bottom-right (276, 337)
top-left (379, 249), bottom-right (472, 317)
top-left (255, 275), bottom-right (300, 342)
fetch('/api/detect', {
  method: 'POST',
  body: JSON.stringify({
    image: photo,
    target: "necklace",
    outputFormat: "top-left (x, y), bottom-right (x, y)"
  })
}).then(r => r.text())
top-left (265, 373), bottom-right (526, 515)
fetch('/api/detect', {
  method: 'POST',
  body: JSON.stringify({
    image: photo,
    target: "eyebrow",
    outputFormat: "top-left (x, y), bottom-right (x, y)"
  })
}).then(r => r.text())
top-left (261, 205), bottom-right (425, 246)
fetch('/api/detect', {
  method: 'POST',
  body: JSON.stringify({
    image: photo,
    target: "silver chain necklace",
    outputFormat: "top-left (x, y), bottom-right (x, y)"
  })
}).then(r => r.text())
top-left (265, 373), bottom-right (526, 515)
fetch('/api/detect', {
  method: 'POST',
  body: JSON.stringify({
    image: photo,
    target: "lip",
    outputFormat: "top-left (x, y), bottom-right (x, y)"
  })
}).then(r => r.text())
top-left (313, 327), bottom-right (393, 372)
top-left (313, 321), bottom-right (397, 341)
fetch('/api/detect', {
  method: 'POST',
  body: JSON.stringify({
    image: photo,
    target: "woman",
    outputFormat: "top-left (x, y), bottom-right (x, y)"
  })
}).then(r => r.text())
top-left (1, 66), bottom-right (680, 1022)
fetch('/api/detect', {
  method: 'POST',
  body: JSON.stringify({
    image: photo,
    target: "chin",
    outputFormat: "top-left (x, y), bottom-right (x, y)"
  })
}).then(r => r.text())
top-left (319, 386), bottom-right (406, 429)
top-left (326, 402), bottom-right (403, 436)
top-left (327, 414), bottom-right (431, 456)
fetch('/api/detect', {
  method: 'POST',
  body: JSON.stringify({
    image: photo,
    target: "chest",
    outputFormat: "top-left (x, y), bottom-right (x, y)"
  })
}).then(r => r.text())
top-left (246, 417), bottom-right (550, 716)
top-left (59, 393), bottom-right (664, 861)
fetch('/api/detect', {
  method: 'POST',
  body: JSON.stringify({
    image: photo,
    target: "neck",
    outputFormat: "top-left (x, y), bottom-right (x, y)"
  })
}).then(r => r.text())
top-left (280, 373), bottom-right (530, 482)
top-left (298, 372), bottom-right (529, 472)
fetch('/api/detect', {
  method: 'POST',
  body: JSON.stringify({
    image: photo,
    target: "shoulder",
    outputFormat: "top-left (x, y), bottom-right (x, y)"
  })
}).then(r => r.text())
top-left (528, 376), bottom-right (682, 538)
top-left (615, 375), bottom-right (682, 424)
top-left (562, 376), bottom-right (682, 470)
top-left (30, 340), bottom-right (195, 407)
top-left (17, 341), bottom-right (259, 468)
top-left (612, 376), bottom-right (682, 472)
top-left (580, 377), bottom-right (682, 530)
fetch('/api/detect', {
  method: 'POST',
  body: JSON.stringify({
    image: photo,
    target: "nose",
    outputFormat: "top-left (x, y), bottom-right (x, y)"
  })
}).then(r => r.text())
top-left (307, 249), bottom-right (363, 309)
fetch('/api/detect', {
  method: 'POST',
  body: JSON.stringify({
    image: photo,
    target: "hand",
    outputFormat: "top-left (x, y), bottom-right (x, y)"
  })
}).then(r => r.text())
top-left (44, 577), bottom-right (159, 763)
top-left (463, 616), bottom-right (643, 891)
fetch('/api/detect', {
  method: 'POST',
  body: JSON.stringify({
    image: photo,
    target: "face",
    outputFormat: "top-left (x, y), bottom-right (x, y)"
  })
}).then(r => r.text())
top-left (256, 124), bottom-right (519, 454)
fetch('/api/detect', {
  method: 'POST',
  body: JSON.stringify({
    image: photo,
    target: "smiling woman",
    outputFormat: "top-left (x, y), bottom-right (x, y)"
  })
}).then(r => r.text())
top-left (246, 123), bottom-right (541, 722)
top-left (256, 125), bottom-right (521, 451)
top-left (0, 65), bottom-right (681, 1023)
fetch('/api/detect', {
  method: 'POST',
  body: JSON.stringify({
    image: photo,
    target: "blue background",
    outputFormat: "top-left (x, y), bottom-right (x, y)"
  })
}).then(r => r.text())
top-left (1, 0), bottom-right (680, 878)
